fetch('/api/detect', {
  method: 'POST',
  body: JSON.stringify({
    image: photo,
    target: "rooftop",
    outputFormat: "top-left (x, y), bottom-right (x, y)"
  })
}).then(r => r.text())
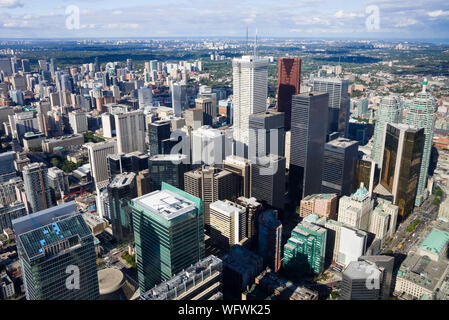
top-left (108, 172), bottom-right (136, 189)
top-left (418, 228), bottom-right (449, 257)
top-left (210, 200), bottom-right (243, 216)
top-left (132, 189), bottom-right (196, 221)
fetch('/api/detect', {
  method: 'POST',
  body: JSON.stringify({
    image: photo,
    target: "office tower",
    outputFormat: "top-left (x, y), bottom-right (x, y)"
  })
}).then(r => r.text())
top-left (12, 75), bottom-right (27, 91)
top-left (221, 245), bottom-right (264, 298)
top-left (311, 77), bottom-right (350, 137)
top-left (209, 200), bottom-right (247, 251)
top-left (0, 151), bottom-right (16, 183)
top-left (251, 155), bottom-right (286, 211)
top-left (136, 169), bottom-right (151, 197)
top-left (184, 167), bottom-right (238, 229)
top-left (195, 96), bottom-right (215, 126)
top-left (277, 57), bottom-right (301, 130)
top-left (101, 113), bottom-right (115, 138)
top-left (235, 197), bottom-right (262, 247)
top-left (376, 123), bottom-right (425, 219)
top-left (141, 255), bottom-right (223, 300)
top-left (68, 112), bottom-right (88, 134)
top-left (149, 154), bottom-right (188, 191)
top-left (248, 111), bottom-right (285, 161)
top-left (338, 183), bottom-right (373, 231)
top-left (192, 125), bottom-right (226, 166)
top-left (131, 184), bottom-right (205, 293)
top-left (138, 87), bottom-right (153, 108)
top-left (321, 138), bottom-right (359, 197)
top-left (289, 92), bottom-right (328, 203)
top-left (0, 58), bottom-right (13, 76)
top-left (148, 120), bottom-right (171, 156)
top-left (357, 255), bottom-right (394, 300)
top-left (114, 111), bottom-right (145, 154)
top-left (23, 163), bottom-right (53, 213)
top-left (336, 226), bottom-right (367, 267)
top-left (107, 151), bottom-right (149, 180)
top-left (0, 202), bottom-right (27, 232)
top-left (299, 194), bottom-right (338, 219)
top-left (222, 155), bottom-right (252, 198)
top-left (9, 90), bottom-right (24, 106)
top-left (47, 167), bottom-right (69, 202)
top-left (0, 177), bottom-right (22, 206)
top-left (172, 82), bottom-right (188, 116)
top-left (404, 80), bottom-right (437, 206)
top-left (13, 202), bottom-right (100, 300)
top-left (85, 140), bottom-right (117, 189)
top-left (49, 58), bottom-right (56, 77)
top-left (371, 96), bottom-right (401, 166)
top-left (232, 56), bottom-right (268, 146)
top-left (185, 108), bottom-right (203, 130)
top-left (369, 199), bottom-right (398, 245)
top-left (107, 172), bottom-right (137, 242)
top-left (258, 209), bottom-right (282, 272)
top-left (283, 219), bottom-right (327, 276)
top-left (340, 260), bottom-right (383, 300)
top-left (355, 159), bottom-right (379, 198)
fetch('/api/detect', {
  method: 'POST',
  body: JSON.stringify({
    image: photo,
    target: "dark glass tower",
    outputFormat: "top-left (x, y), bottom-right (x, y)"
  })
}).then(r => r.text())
top-left (276, 57), bottom-right (301, 130)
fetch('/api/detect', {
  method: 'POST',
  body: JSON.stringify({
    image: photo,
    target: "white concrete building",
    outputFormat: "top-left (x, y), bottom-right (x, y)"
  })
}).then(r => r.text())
top-left (114, 110), bottom-right (146, 154)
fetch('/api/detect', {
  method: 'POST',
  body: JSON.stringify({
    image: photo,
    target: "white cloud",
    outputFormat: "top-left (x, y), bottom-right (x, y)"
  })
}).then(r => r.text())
top-left (334, 9), bottom-right (364, 19)
top-left (0, 0), bottom-right (23, 8)
top-left (427, 10), bottom-right (449, 18)
top-left (394, 18), bottom-right (418, 27)
top-left (112, 10), bottom-right (123, 15)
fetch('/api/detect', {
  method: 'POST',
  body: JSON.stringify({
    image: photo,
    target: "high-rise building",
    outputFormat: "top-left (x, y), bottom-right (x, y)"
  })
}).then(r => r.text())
top-left (136, 169), bottom-right (151, 197)
top-left (23, 163), bottom-right (53, 213)
top-left (114, 111), bottom-right (146, 154)
top-left (0, 202), bottom-right (27, 233)
top-left (107, 151), bottom-right (149, 180)
top-left (148, 154), bottom-right (189, 191)
top-left (376, 123), bottom-right (425, 219)
top-left (235, 197), bottom-right (263, 247)
top-left (0, 151), bottom-right (17, 183)
top-left (232, 56), bottom-right (268, 146)
top-left (138, 87), bottom-right (153, 109)
top-left (283, 219), bottom-right (327, 276)
top-left (338, 183), bottom-right (373, 231)
top-left (47, 167), bottom-right (69, 202)
top-left (148, 120), bottom-right (171, 156)
top-left (195, 96), bottom-right (215, 126)
top-left (131, 184), bottom-right (205, 293)
top-left (68, 112), bottom-right (88, 134)
top-left (209, 200), bottom-right (247, 251)
top-left (222, 155), bottom-right (252, 198)
top-left (321, 138), bottom-right (359, 197)
top-left (248, 111), bottom-right (285, 161)
top-left (371, 96), bottom-right (401, 166)
top-left (289, 92), bottom-right (328, 203)
top-left (277, 57), bottom-right (301, 130)
top-left (299, 194), bottom-right (338, 220)
top-left (311, 77), bottom-right (350, 137)
top-left (141, 255), bottom-right (223, 300)
top-left (192, 125), bottom-right (226, 166)
top-left (172, 82), bottom-right (188, 116)
top-left (404, 80), bottom-right (437, 206)
top-left (185, 108), bottom-right (203, 130)
top-left (184, 167), bottom-right (238, 229)
top-left (107, 172), bottom-right (137, 242)
top-left (13, 202), bottom-right (100, 300)
top-left (85, 141), bottom-right (117, 189)
top-left (251, 155), bottom-right (286, 211)
top-left (369, 199), bottom-right (398, 245)
top-left (258, 209), bottom-right (282, 272)
top-left (336, 225), bottom-right (368, 268)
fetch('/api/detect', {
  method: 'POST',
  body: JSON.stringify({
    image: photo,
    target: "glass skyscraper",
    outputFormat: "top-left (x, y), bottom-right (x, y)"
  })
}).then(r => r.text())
top-left (404, 80), bottom-right (437, 206)
top-left (131, 183), bottom-right (205, 293)
top-left (12, 202), bottom-right (99, 300)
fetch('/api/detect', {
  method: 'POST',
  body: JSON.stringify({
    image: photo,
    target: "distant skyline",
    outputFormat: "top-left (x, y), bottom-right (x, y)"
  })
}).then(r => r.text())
top-left (0, 0), bottom-right (449, 40)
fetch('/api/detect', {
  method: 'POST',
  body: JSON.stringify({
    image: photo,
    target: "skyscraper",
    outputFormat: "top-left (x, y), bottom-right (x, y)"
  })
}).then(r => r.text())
top-left (376, 123), bottom-right (425, 219)
top-left (23, 163), bottom-right (53, 213)
top-left (68, 112), bottom-right (88, 134)
top-left (371, 96), bottom-right (401, 166)
top-left (338, 183), bottom-right (374, 231)
top-left (13, 202), bottom-right (100, 300)
top-left (289, 92), bottom-right (329, 203)
top-left (148, 120), bottom-right (171, 156)
top-left (85, 140), bottom-right (117, 189)
top-left (172, 82), bottom-right (188, 116)
top-left (404, 80), bottom-right (437, 206)
top-left (108, 172), bottom-right (137, 242)
top-left (232, 56), bottom-right (268, 146)
top-left (276, 57), bottom-right (301, 130)
top-left (148, 154), bottom-right (189, 191)
top-left (258, 209), bottom-right (282, 272)
top-left (248, 111), bottom-right (285, 161)
top-left (311, 77), bottom-right (350, 137)
top-left (138, 87), bottom-right (153, 109)
top-left (107, 151), bottom-right (149, 180)
top-left (115, 111), bottom-right (146, 154)
top-left (0, 151), bottom-right (17, 183)
top-left (184, 167), bottom-right (238, 230)
top-left (192, 125), bottom-right (227, 166)
top-left (321, 138), bottom-right (359, 197)
top-left (131, 184), bottom-right (205, 293)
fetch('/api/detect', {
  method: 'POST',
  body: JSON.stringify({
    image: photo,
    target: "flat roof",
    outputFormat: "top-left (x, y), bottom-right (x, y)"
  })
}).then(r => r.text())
top-left (132, 189), bottom-right (195, 221)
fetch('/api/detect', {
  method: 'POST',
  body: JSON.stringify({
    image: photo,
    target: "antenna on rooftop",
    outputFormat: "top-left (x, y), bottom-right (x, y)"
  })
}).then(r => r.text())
top-left (254, 28), bottom-right (258, 57)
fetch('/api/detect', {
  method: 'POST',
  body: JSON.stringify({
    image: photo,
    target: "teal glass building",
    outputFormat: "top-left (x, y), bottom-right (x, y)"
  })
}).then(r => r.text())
top-left (131, 183), bottom-right (205, 293)
top-left (12, 202), bottom-right (99, 300)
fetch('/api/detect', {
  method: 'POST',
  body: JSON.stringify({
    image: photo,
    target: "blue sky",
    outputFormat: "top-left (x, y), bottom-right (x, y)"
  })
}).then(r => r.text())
top-left (0, 0), bottom-right (449, 39)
